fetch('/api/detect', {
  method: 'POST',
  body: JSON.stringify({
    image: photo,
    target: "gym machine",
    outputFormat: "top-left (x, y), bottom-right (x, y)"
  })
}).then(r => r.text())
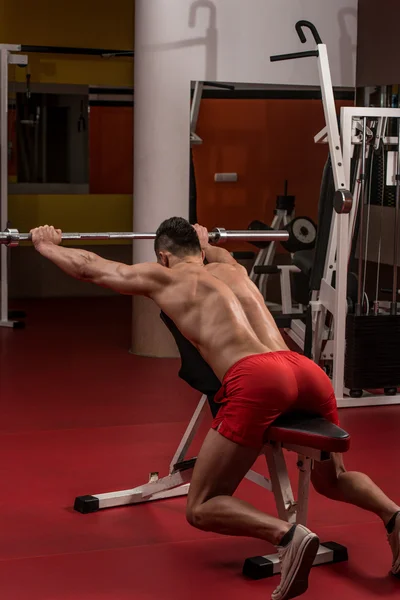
top-left (248, 180), bottom-right (317, 308)
top-left (0, 44), bottom-right (27, 328)
top-left (270, 21), bottom-right (400, 408)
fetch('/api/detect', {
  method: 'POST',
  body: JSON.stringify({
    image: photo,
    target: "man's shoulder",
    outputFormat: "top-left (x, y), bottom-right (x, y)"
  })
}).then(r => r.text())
top-left (132, 262), bottom-right (175, 284)
top-left (205, 262), bottom-right (247, 276)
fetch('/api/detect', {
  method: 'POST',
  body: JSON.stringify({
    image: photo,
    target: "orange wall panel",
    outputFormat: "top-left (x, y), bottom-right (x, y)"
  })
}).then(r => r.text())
top-left (193, 98), bottom-right (352, 240)
top-left (88, 98), bottom-right (353, 233)
top-left (89, 106), bottom-right (133, 194)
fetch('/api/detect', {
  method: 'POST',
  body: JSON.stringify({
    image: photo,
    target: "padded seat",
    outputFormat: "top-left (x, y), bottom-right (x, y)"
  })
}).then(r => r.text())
top-left (266, 412), bottom-right (351, 453)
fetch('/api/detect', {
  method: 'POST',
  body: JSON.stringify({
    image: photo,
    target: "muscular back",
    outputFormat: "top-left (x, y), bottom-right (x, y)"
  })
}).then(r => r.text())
top-left (151, 262), bottom-right (288, 380)
top-left (205, 262), bottom-right (288, 351)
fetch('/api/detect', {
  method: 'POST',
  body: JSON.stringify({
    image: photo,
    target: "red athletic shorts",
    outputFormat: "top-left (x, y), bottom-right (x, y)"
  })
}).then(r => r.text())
top-left (211, 350), bottom-right (339, 449)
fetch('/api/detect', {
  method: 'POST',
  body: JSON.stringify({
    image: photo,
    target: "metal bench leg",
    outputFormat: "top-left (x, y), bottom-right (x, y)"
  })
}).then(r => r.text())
top-left (265, 445), bottom-right (296, 523)
top-left (73, 395), bottom-right (209, 514)
top-left (296, 455), bottom-right (312, 526)
top-left (243, 444), bottom-right (348, 579)
top-left (74, 395), bottom-right (272, 514)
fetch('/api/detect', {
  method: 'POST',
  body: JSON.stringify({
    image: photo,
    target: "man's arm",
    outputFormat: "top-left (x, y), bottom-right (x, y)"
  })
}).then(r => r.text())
top-left (31, 226), bottom-right (170, 296)
top-left (193, 223), bottom-right (239, 266)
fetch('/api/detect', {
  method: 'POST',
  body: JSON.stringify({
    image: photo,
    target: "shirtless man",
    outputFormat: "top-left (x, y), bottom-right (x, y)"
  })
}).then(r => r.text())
top-left (31, 218), bottom-right (400, 600)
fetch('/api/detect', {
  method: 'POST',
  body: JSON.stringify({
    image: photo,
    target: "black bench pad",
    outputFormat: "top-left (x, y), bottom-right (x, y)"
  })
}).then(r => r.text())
top-left (266, 413), bottom-right (350, 453)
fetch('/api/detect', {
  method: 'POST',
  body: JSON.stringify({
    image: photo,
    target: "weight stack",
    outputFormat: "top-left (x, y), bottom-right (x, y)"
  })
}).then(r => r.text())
top-left (345, 314), bottom-right (400, 390)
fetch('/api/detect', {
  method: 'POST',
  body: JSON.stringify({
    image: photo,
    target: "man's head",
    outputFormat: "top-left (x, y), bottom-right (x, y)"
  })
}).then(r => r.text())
top-left (154, 217), bottom-right (204, 267)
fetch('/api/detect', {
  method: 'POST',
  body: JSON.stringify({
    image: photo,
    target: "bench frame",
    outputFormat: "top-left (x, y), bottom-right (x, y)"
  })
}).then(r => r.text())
top-left (74, 394), bottom-right (348, 579)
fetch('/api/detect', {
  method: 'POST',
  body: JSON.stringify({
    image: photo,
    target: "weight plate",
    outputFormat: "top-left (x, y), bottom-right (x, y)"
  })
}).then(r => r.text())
top-left (282, 217), bottom-right (317, 253)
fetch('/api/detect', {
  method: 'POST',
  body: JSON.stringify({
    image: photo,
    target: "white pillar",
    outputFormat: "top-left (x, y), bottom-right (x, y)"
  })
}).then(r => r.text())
top-left (131, 1), bottom-right (193, 356)
top-left (131, 0), bottom-right (357, 357)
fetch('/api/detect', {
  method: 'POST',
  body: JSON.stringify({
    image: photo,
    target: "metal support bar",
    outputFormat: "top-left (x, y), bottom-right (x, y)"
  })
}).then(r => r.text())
top-left (0, 48), bottom-right (8, 325)
top-left (0, 45), bottom-right (27, 329)
top-left (245, 469), bottom-right (273, 492)
top-left (86, 474), bottom-right (192, 510)
top-left (0, 44), bottom-right (21, 51)
top-left (257, 213), bottom-right (282, 297)
top-left (0, 227), bottom-right (289, 247)
top-left (316, 45), bottom-right (347, 193)
top-left (190, 81), bottom-right (204, 145)
top-left (270, 50), bottom-right (319, 62)
top-left (296, 456), bottom-right (312, 526)
top-left (264, 445), bottom-right (296, 523)
top-left (21, 44), bottom-right (134, 57)
top-left (169, 394), bottom-right (207, 472)
top-left (391, 119), bottom-right (400, 315)
top-left (356, 117), bottom-right (367, 315)
top-left (282, 443), bottom-right (328, 462)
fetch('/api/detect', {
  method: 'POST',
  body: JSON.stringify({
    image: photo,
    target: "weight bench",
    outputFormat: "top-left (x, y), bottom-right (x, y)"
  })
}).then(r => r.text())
top-left (74, 313), bottom-right (350, 579)
top-left (74, 396), bottom-right (350, 579)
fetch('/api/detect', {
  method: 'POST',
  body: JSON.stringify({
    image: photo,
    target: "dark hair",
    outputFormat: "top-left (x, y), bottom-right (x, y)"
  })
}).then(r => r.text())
top-left (154, 217), bottom-right (201, 257)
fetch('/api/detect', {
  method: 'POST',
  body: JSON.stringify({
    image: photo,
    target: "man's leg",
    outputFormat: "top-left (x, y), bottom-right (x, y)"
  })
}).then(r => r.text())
top-left (186, 428), bottom-right (291, 545)
top-left (293, 353), bottom-right (400, 572)
top-left (187, 428), bottom-right (321, 600)
top-left (312, 453), bottom-right (400, 575)
top-left (311, 453), bottom-right (399, 525)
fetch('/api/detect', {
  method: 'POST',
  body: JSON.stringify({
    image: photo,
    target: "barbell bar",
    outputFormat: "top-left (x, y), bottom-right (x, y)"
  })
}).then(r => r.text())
top-left (0, 227), bottom-right (289, 247)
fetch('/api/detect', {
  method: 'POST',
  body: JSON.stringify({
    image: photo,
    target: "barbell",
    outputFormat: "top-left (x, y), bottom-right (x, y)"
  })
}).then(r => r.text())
top-left (0, 227), bottom-right (289, 247)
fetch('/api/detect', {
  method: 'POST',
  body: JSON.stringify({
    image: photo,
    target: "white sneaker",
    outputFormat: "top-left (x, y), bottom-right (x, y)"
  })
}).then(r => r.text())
top-left (388, 512), bottom-right (400, 576)
top-left (271, 525), bottom-right (320, 600)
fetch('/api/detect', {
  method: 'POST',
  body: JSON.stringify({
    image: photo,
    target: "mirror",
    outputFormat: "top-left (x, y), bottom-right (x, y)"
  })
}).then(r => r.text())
top-left (189, 79), bottom-right (353, 230)
top-left (15, 92), bottom-right (89, 186)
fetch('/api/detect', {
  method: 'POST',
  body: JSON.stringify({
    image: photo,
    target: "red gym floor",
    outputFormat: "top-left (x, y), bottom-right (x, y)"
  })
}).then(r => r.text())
top-left (1, 297), bottom-right (400, 600)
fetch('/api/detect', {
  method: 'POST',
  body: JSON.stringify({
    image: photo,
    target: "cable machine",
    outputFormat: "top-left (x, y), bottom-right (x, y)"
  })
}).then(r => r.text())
top-left (271, 21), bottom-right (400, 408)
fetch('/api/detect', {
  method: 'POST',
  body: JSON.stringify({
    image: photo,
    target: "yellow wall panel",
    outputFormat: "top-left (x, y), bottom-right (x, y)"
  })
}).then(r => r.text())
top-left (2, 0), bottom-right (134, 86)
top-left (9, 194), bottom-right (133, 245)
top-left (0, 0), bottom-right (134, 50)
top-left (3, 1), bottom-right (135, 246)
top-left (10, 54), bottom-right (133, 87)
